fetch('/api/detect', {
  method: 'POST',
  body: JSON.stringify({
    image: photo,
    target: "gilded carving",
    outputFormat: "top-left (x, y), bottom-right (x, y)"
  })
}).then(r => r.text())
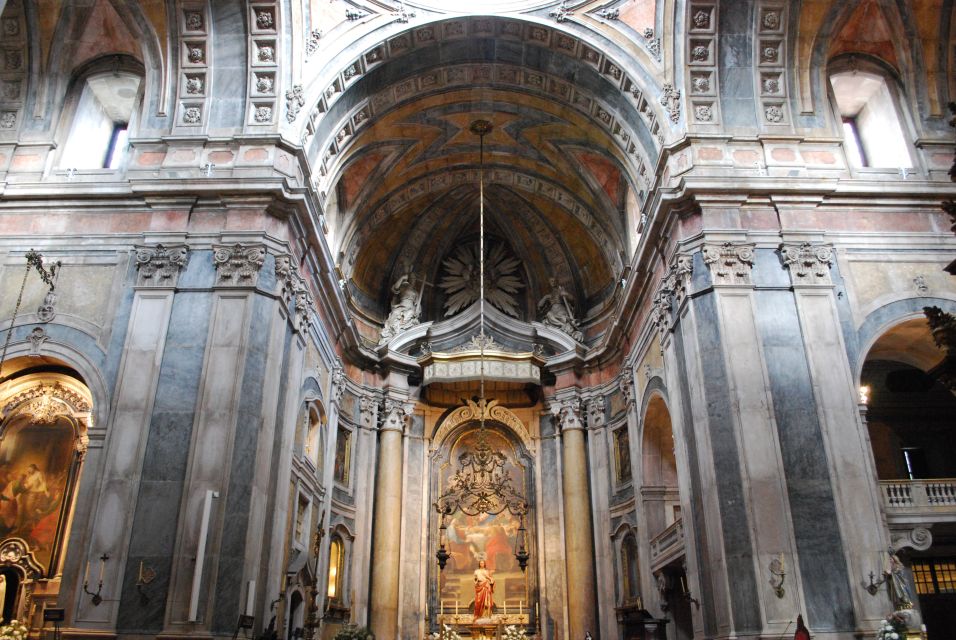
top-left (433, 398), bottom-right (532, 450)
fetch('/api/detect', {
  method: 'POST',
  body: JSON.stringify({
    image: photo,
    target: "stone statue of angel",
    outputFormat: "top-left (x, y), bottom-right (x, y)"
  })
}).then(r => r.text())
top-left (379, 272), bottom-right (423, 344)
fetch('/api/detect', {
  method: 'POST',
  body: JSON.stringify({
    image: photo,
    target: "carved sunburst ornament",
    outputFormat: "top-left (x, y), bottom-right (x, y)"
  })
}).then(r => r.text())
top-left (439, 243), bottom-right (524, 317)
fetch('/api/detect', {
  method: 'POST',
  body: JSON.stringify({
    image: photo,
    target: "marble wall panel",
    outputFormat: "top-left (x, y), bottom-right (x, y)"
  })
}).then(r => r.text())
top-left (538, 421), bottom-right (566, 640)
top-left (753, 290), bottom-right (854, 631)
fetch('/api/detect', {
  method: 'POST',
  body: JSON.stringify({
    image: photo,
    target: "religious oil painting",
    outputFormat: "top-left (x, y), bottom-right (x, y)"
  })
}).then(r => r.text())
top-left (0, 414), bottom-right (77, 574)
top-left (437, 427), bottom-right (530, 622)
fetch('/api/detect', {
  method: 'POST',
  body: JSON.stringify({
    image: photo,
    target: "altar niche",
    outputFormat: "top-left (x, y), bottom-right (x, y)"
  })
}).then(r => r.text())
top-left (429, 419), bottom-right (537, 635)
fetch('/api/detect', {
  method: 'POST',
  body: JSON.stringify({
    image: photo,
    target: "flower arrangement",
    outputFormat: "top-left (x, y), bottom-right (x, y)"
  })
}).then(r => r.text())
top-left (429, 623), bottom-right (462, 640)
top-left (0, 619), bottom-right (29, 640)
top-left (876, 613), bottom-right (907, 640)
top-left (333, 625), bottom-right (374, 640)
top-left (503, 625), bottom-right (526, 640)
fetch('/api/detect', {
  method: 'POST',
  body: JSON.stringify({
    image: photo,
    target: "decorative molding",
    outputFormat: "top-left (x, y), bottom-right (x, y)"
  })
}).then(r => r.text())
top-left (702, 242), bottom-right (755, 286)
top-left (26, 327), bottom-right (47, 355)
top-left (1, 382), bottom-right (91, 424)
top-left (246, 0), bottom-right (279, 127)
top-left (286, 84), bottom-right (305, 123)
top-left (134, 243), bottom-right (189, 287)
top-left (618, 374), bottom-right (634, 405)
top-left (359, 394), bottom-right (379, 429)
top-left (0, 539), bottom-right (43, 579)
top-left (586, 396), bottom-right (606, 429)
top-left (755, 1), bottom-right (789, 128)
top-left (433, 398), bottom-right (532, 450)
top-left (275, 254), bottom-right (315, 332)
top-left (779, 243), bottom-right (833, 286)
top-left (0, 2), bottom-right (26, 138)
top-left (331, 365), bottom-right (346, 404)
top-left (660, 83), bottom-right (681, 124)
top-left (212, 243), bottom-right (266, 286)
top-left (176, 2), bottom-right (210, 128)
top-left (890, 526), bottom-right (933, 553)
top-left (686, 2), bottom-right (720, 125)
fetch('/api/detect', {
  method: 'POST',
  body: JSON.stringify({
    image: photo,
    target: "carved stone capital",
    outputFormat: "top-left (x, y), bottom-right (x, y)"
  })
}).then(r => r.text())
top-left (359, 394), bottom-right (379, 429)
top-left (618, 375), bottom-right (634, 406)
top-left (134, 243), bottom-right (189, 287)
top-left (380, 398), bottom-right (410, 433)
top-left (779, 242), bottom-right (833, 286)
top-left (702, 242), bottom-right (755, 286)
top-left (331, 365), bottom-right (346, 404)
top-left (552, 397), bottom-right (584, 432)
top-left (585, 396), bottom-right (606, 429)
top-left (652, 253), bottom-right (693, 338)
top-left (275, 254), bottom-right (315, 333)
top-left (213, 243), bottom-right (266, 286)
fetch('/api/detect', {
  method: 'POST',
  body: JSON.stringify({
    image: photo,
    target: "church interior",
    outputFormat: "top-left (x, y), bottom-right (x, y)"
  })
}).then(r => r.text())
top-left (0, 1), bottom-right (954, 640)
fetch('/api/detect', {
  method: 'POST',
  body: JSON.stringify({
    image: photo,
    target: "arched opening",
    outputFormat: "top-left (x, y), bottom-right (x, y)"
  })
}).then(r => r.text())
top-left (860, 316), bottom-right (956, 637)
top-left (56, 55), bottom-right (145, 171)
top-left (828, 57), bottom-right (913, 169)
top-left (640, 394), bottom-right (691, 640)
top-left (286, 590), bottom-right (304, 640)
top-left (304, 402), bottom-right (326, 472)
top-left (0, 357), bottom-right (93, 627)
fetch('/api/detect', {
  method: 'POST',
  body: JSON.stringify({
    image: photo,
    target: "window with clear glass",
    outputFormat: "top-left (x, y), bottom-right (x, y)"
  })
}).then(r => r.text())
top-left (60, 70), bottom-right (141, 169)
top-left (829, 68), bottom-right (913, 169)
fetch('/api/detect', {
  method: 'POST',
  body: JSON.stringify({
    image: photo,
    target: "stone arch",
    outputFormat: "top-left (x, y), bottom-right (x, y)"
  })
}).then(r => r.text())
top-left (431, 399), bottom-right (533, 453)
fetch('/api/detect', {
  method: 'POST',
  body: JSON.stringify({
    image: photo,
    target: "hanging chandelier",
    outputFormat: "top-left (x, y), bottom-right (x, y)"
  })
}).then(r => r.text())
top-left (433, 120), bottom-right (530, 573)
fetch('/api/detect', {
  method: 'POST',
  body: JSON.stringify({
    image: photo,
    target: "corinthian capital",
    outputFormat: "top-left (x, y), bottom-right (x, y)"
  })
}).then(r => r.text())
top-left (779, 242), bottom-right (833, 286)
top-left (134, 243), bottom-right (189, 287)
top-left (551, 397), bottom-right (584, 432)
top-left (380, 398), bottom-right (410, 433)
top-left (212, 243), bottom-right (266, 286)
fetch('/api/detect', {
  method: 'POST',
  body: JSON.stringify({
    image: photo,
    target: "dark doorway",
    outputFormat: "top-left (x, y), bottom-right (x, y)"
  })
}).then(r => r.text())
top-left (0, 567), bottom-right (20, 624)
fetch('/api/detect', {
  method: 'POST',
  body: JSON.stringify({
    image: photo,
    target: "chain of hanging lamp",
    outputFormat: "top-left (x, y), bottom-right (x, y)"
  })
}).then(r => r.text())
top-left (434, 120), bottom-right (529, 574)
top-left (0, 250), bottom-right (60, 380)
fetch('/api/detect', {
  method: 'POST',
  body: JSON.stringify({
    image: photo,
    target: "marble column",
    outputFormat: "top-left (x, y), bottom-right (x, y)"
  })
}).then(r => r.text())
top-left (554, 397), bottom-right (598, 640)
top-left (369, 398), bottom-right (408, 640)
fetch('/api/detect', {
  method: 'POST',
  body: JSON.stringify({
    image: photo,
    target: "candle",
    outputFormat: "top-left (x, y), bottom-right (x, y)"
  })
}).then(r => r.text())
top-left (680, 576), bottom-right (686, 593)
top-left (455, 599), bottom-right (458, 616)
top-left (138, 561), bottom-right (144, 583)
top-left (504, 600), bottom-right (507, 615)
top-left (84, 561), bottom-right (90, 586)
top-left (441, 600), bottom-right (444, 616)
top-left (98, 556), bottom-right (105, 583)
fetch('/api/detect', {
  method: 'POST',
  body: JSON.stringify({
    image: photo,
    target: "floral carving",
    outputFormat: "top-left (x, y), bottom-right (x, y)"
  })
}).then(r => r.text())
top-left (765, 105), bottom-right (784, 123)
top-left (660, 83), bottom-right (682, 124)
top-left (306, 29), bottom-right (322, 56)
top-left (254, 105), bottom-right (273, 123)
top-left (255, 10), bottom-right (274, 30)
top-left (702, 242), bottom-right (755, 286)
top-left (691, 45), bottom-right (709, 62)
top-left (256, 75), bottom-right (274, 94)
top-left (286, 84), bottom-right (305, 123)
top-left (183, 107), bottom-right (202, 124)
top-left (762, 77), bottom-right (780, 94)
top-left (0, 112), bottom-right (15, 129)
top-left (761, 46), bottom-right (779, 63)
top-left (184, 11), bottom-right (204, 31)
top-left (134, 243), bottom-right (189, 286)
top-left (186, 76), bottom-right (204, 94)
top-left (762, 11), bottom-right (780, 30)
top-left (212, 243), bottom-right (266, 286)
top-left (692, 76), bottom-right (711, 93)
top-left (187, 45), bottom-right (204, 64)
top-left (694, 104), bottom-right (713, 121)
top-left (258, 45), bottom-right (275, 63)
top-left (693, 9), bottom-right (710, 28)
top-left (275, 254), bottom-right (314, 332)
top-left (779, 243), bottom-right (833, 285)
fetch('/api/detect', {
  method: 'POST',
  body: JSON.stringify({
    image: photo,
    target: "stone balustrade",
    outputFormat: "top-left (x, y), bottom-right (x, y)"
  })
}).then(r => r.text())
top-left (880, 479), bottom-right (956, 524)
top-left (649, 518), bottom-right (684, 572)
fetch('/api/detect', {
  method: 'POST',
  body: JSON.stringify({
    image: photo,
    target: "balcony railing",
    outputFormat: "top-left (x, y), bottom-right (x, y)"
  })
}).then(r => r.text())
top-left (649, 519), bottom-right (684, 572)
top-left (880, 479), bottom-right (956, 523)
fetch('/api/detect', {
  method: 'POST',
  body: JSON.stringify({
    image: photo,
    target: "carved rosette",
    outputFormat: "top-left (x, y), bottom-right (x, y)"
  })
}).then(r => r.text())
top-left (702, 242), bottom-right (755, 286)
top-left (275, 254), bottom-right (315, 333)
top-left (380, 398), bottom-right (410, 433)
top-left (552, 397), bottom-right (584, 432)
top-left (212, 243), bottom-right (266, 286)
top-left (779, 242), bottom-right (833, 286)
top-left (134, 243), bottom-right (189, 287)
top-left (585, 396), bottom-right (606, 429)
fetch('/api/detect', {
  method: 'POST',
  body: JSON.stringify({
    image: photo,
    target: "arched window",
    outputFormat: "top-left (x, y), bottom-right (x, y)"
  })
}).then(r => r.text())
top-left (57, 56), bottom-right (144, 170)
top-left (304, 403), bottom-right (326, 471)
top-left (829, 59), bottom-right (913, 169)
top-left (326, 535), bottom-right (345, 602)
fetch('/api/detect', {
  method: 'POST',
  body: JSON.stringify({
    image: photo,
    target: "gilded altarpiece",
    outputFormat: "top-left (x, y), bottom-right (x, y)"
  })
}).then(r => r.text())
top-left (428, 419), bottom-right (537, 633)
